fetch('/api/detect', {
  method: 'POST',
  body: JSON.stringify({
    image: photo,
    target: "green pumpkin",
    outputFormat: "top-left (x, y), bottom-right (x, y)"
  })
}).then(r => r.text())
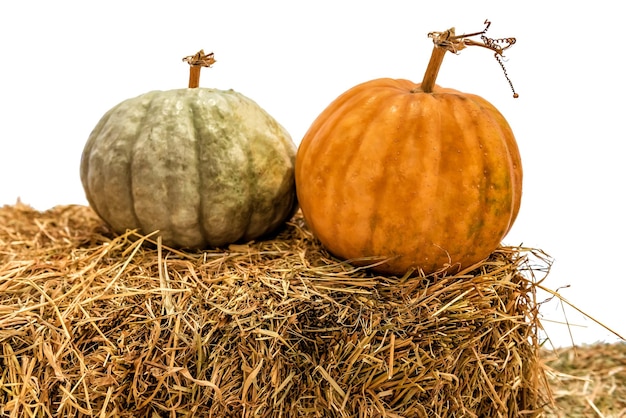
top-left (80, 88), bottom-right (298, 248)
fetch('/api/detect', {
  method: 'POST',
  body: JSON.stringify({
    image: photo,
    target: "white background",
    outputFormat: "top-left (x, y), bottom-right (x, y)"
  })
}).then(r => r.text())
top-left (1, 1), bottom-right (624, 348)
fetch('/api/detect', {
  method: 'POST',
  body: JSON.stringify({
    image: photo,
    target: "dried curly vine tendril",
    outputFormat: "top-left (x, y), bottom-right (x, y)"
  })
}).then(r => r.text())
top-left (182, 50), bottom-right (216, 88)
top-left (421, 20), bottom-right (519, 98)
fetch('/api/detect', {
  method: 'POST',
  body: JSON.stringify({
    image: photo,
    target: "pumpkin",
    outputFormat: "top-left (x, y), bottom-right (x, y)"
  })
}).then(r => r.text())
top-left (81, 51), bottom-right (298, 248)
top-left (295, 24), bottom-right (522, 276)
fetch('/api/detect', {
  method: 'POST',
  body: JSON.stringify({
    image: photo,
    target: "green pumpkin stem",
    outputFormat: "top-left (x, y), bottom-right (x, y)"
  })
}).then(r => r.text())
top-left (420, 20), bottom-right (519, 98)
top-left (182, 50), bottom-right (216, 88)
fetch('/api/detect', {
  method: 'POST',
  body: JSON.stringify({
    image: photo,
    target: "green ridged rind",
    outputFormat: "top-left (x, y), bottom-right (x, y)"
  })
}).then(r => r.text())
top-left (81, 88), bottom-right (297, 248)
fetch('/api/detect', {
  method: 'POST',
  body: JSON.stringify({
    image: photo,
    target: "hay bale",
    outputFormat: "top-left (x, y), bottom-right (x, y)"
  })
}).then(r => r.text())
top-left (543, 343), bottom-right (626, 417)
top-left (0, 202), bottom-right (552, 417)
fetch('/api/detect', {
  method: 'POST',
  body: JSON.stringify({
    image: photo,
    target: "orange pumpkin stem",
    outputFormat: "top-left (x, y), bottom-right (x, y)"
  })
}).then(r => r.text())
top-left (420, 20), bottom-right (519, 98)
top-left (182, 50), bottom-right (216, 88)
top-left (420, 44), bottom-right (448, 94)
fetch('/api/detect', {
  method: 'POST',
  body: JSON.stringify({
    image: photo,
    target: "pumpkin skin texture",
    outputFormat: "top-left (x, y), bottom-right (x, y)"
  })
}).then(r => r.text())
top-left (295, 78), bottom-right (522, 276)
top-left (81, 88), bottom-right (298, 248)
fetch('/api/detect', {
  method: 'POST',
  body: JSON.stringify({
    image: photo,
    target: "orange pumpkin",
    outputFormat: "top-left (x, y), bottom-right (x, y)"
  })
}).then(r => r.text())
top-left (295, 25), bottom-right (522, 276)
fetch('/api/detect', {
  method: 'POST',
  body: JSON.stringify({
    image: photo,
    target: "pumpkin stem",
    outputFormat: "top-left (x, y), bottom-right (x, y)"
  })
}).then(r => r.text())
top-left (420, 20), bottom-right (519, 98)
top-left (182, 50), bottom-right (216, 88)
top-left (420, 43), bottom-right (448, 94)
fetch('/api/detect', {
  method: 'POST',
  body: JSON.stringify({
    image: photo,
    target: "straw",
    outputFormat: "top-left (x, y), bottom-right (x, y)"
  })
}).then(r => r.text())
top-left (1, 201), bottom-right (557, 417)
